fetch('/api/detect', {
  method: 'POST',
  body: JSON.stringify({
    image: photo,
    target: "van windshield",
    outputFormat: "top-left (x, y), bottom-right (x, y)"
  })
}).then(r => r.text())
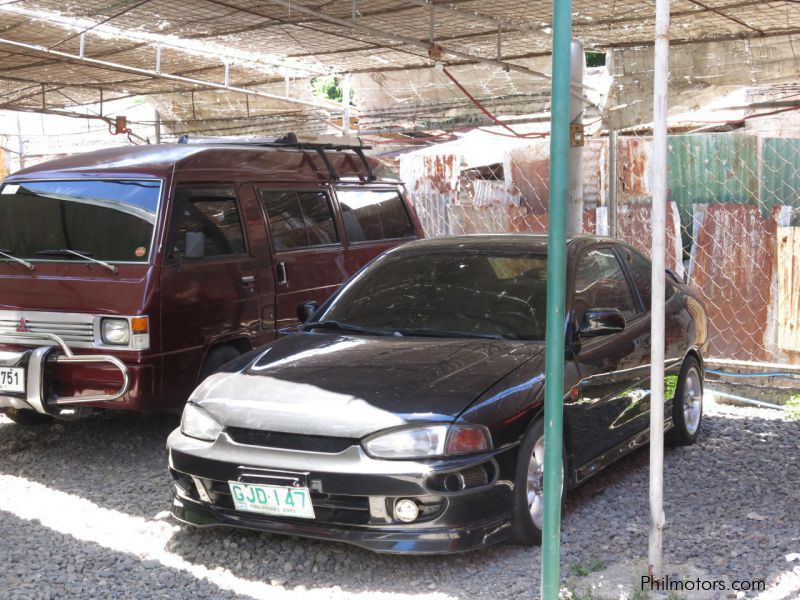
top-left (0, 179), bottom-right (161, 263)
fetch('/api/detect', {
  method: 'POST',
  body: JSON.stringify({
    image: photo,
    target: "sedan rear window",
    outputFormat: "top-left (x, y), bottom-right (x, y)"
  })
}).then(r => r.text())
top-left (319, 251), bottom-right (548, 340)
top-left (0, 179), bottom-right (160, 263)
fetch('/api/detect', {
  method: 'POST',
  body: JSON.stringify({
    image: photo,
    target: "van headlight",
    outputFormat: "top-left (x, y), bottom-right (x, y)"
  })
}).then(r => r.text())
top-left (180, 403), bottom-right (222, 442)
top-left (362, 424), bottom-right (491, 459)
top-left (101, 318), bottom-right (130, 345)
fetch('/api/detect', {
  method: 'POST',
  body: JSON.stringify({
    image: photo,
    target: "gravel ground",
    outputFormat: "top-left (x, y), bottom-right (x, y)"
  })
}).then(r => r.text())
top-left (0, 397), bottom-right (798, 599)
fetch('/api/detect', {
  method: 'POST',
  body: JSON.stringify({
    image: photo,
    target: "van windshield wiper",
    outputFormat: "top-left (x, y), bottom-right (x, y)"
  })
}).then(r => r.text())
top-left (394, 327), bottom-right (508, 341)
top-left (304, 320), bottom-right (394, 336)
top-left (35, 248), bottom-right (118, 273)
top-left (0, 248), bottom-right (34, 271)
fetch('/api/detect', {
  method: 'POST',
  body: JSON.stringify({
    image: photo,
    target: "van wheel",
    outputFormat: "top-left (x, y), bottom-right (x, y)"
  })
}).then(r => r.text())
top-left (3, 408), bottom-right (52, 425)
top-left (199, 345), bottom-right (242, 382)
top-left (511, 418), bottom-right (566, 546)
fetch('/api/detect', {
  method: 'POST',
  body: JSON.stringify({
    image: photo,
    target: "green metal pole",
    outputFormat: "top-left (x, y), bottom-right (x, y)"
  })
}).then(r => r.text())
top-left (541, 0), bottom-right (572, 598)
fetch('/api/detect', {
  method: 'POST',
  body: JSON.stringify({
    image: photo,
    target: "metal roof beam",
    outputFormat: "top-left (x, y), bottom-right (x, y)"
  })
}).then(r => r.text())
top-left (0, 37), bottom-right (342, 113)
top-left (0, 3), bottom-right (330, 76)
top-left (262, 0), bottom-right (553, 82)
top-left (404, 0), bottom-right (549, 38)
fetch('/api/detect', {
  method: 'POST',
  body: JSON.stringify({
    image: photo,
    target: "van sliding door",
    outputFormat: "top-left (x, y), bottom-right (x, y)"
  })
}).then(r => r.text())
top-left (256, 185), bottom-right (348, 333)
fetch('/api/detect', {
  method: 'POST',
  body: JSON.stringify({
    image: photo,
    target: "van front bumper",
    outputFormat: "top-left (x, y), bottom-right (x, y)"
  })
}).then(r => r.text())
top-left (167, 428), bottom-right (516, 554)
top-left (0, 332), bottom-right (130, 418)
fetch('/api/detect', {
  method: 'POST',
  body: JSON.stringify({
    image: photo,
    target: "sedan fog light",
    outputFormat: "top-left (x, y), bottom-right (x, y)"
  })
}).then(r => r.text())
top-left (393, 498), bottom-right (419, 523)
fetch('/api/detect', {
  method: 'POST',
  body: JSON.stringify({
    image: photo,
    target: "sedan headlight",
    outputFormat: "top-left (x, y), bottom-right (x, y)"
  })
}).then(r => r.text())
top-left (180, 403), bottom-right (222, 442)
top-left (101, 318), bottom-right (130, 345)
top-left (363, 424), bottom-right (491, 459)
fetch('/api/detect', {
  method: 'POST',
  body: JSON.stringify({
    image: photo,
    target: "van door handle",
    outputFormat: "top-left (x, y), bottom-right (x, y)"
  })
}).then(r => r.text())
top-left (277, 262), bottom-right (288, 285)
top-left (241, 275), bottom-right (255, 286)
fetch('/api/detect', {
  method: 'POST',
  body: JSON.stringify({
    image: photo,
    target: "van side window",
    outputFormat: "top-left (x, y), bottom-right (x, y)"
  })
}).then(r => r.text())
top-left (260, 190), bottom-right (338, 251)
top-left (336, 189), bottom-right (415, 243)
top-left (170, 185), bottom-right (246, 259)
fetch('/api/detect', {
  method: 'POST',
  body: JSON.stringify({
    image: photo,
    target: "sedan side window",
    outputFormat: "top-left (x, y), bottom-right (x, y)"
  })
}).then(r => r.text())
top-left (618, 246), bottom-right (675, 307)
top-left (574, 247), bottom-right (637, 322)
top-left (260, 190), bottom-right (339, 251)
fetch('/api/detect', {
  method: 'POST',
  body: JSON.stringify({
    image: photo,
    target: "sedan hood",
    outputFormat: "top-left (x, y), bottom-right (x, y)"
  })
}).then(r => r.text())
top-left (192, 332), bottom-right (544, 438)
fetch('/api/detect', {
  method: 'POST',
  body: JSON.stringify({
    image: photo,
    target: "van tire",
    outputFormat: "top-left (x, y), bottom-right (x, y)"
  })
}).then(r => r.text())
top-left (4, 408), bottom-right (52, 425)
top-left (199, 345), bottom-right (242, 382)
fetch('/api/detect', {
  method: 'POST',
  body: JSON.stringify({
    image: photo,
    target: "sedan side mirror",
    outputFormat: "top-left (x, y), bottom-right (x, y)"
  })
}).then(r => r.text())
top-left (297, 301), bottom-right (320, 323)
top-left (580, 308), bottom-right (626, 337)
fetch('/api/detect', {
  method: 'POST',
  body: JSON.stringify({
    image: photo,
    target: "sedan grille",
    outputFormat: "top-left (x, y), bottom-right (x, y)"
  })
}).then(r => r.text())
top-left (226, 427), bottom-right (358, 454)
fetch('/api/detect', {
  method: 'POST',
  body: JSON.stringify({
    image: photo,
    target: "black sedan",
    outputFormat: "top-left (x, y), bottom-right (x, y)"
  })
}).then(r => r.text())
top-left (167, 234), bottom-right (707, 554)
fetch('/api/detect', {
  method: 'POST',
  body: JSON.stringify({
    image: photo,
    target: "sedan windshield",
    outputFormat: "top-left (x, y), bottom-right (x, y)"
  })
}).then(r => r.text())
top-left (316, 250), bottom-right (549, 340)
top-left (0, 179), bottom-right (161, 263)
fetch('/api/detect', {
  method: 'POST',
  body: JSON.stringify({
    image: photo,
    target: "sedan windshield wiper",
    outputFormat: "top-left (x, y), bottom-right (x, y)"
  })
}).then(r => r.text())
top-left (394, 328), bottom-right (508, 341)
top-left (304, 320), bottom-right (394, 336)
top-left (0, 248), bottom-right (34, 271)
top-left (36, 248), bottom-right (118, 273)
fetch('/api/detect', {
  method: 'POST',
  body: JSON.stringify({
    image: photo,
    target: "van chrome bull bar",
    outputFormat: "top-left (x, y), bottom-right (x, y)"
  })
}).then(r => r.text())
top-left (0, 331), bottom-right (129, 412)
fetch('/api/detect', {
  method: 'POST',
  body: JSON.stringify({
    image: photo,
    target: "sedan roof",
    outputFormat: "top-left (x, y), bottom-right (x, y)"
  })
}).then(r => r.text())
top-left (391, 234), bottom-right (615, 255)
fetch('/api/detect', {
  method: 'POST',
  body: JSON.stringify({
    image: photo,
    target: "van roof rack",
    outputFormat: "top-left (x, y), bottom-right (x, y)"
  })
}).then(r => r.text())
top-left (177, 133), bottom-right (375, 181)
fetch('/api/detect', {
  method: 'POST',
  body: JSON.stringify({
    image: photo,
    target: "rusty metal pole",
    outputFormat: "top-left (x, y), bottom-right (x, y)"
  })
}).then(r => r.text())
top-left (649, 0), bottom-right (670, 579)
top-left (341, 75), bottom-right (351, 136)
top-left (607, 129), bottom-right (618, 238)
top-left (567, 40), bottom-right (584, 236)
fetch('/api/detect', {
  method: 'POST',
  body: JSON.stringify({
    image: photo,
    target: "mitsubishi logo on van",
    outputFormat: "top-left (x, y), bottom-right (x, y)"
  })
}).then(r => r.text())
top-left (16, 318), bottom-right (30, 333)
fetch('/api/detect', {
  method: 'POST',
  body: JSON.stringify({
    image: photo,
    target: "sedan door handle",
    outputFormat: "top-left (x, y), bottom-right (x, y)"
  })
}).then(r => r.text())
top-left (277, 262), bottom-right (288, 285)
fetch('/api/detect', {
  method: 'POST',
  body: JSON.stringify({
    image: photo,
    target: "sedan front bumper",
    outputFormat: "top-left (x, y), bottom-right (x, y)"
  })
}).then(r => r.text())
top-left (167, 428), bottom-right (518, 554)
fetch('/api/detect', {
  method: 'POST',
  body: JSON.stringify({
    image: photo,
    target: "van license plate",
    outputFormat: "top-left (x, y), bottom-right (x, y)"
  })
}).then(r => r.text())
top-left (228, 481), bottom-right (315, 519)
top-left (0, 367), bottom-right (24, 393)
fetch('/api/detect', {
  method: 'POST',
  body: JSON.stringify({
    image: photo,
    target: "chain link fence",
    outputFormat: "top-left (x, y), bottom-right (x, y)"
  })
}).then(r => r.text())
top-left (398, 116), bottom-right (800, 391)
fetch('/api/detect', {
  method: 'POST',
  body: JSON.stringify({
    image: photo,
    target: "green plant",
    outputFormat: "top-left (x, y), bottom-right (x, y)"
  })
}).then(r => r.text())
top-left (585, 51), bottom-right (606, 67)
top-left (569, 562), bottom-right (591, 577)
top-left (310, 75), bottom-right (354, 104)
top-left (588, 556), bottom-right (606, 572)
top-left (630, 584), bottom-right (650, 600)
top-left (785, 395), bottom-right (800, 421)
top-left (666, 592), bottom-right (687, 600)
top-left (568, 556), bottom-right (606, 578)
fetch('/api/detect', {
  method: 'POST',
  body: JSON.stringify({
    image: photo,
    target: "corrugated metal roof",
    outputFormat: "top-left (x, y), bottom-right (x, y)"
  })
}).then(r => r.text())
top-left (0, 1), bottom-right (797, 135)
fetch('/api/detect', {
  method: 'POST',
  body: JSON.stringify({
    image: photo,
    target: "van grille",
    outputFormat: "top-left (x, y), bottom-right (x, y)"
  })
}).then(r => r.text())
top-left (0, 310), bottom-right (95, 346)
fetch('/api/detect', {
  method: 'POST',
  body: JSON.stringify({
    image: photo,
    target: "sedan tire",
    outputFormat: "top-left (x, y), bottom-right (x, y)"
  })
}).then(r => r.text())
top-left (511, 418), bottom-right (566, 546)
top-left (667, 355), bottom-right (703, 447)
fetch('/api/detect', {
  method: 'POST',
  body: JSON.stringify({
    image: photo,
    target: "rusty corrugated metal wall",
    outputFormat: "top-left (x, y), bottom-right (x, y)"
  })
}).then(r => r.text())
top-left (399, 131), bottom-right (800, 365)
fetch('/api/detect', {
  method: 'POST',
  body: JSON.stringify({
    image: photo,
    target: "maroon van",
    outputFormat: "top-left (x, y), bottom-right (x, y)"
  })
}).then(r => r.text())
top-left (0, 140), bottom-right (422, 423)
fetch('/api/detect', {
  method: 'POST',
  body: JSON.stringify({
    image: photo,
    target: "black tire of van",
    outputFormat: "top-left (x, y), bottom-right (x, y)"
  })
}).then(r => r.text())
top-left (4, 407), bottom-right (52, 425)
top-left (199, 345), bottom-right (242, 383)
